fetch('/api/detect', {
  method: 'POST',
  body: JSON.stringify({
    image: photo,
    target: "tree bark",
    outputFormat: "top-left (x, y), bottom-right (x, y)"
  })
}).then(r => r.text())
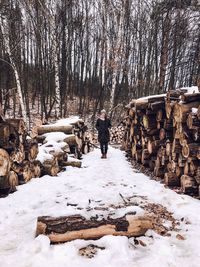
top-left (36, 214), bottom-right (153, 243)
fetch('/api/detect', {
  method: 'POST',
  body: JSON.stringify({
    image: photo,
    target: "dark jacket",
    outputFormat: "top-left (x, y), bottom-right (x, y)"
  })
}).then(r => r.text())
top-left (96, 118), bottom-right (111, 143)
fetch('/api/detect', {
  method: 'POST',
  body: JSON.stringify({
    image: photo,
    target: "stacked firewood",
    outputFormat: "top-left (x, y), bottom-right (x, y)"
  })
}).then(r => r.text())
top-left (0, 118), bottom-right (40, 193)
top-left (89, 123), bottom-right (125, 145)
top-left (124, 87), bottom-right (200, 196)
top-left (0, 117), bottom-right (90, 195)
top-left (36, 118), bottom-right (91, 176)
top-left (110, 123), bottom-right (125, 144)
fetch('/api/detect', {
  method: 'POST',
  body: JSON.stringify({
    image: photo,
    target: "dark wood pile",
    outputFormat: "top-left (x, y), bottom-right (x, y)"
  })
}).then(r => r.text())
top-left (0, 118), bottom-right (39, 194)
top-left (0, 117), bottom-right (90, 195)
top-left (123, 88), bottom-right (200, 196)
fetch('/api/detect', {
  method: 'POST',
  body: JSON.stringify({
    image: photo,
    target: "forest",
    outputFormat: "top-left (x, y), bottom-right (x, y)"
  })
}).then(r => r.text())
top-left (0, 0), bottom-right (200, 124)
top-left (1, 1), bottom-right (200, 266)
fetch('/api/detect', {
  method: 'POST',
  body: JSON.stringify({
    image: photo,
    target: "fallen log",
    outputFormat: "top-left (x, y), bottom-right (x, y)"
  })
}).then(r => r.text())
top-left (36, 214), bottom-right (153, 243)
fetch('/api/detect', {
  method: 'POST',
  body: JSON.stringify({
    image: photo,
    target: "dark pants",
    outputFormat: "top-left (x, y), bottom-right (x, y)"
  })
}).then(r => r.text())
top-left (100, 142), bottom-right (108, 155)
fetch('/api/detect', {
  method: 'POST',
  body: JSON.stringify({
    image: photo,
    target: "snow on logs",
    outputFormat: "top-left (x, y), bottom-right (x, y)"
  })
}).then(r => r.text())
top-left (36, 117), bottom-right (91, 176)
top-left (36, 214), bottom-right (153, 243)
top-left (0, 117), bottom-right (90, 195)
top-left (123, 86), bottom-right (200, 196)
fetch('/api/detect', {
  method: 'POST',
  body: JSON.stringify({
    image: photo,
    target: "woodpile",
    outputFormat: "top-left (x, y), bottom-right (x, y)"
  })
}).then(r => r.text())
top-left (0, 118), bottom-right (39, 193)
top-left (110, 123), bottom-right (125, 144)
top-left (36, 214), bottom-right (153, 243)
top-left (91, 123), bottom-right (125, 145)
top-left (123, 87), bottom-right (200, 196)
top-left (0, 117), bottom-right (91, 195)
top-left (36, 118), bottom-right (91, 176)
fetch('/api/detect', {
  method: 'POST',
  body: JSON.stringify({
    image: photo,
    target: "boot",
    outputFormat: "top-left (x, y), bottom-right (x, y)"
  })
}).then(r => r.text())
top-left (104, 154), bottom-right (107, 159)
top-left (101, 154), bottom-right (104, 159)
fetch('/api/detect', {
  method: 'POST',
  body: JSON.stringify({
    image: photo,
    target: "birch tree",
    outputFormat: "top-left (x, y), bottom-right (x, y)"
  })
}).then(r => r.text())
top-left (0, 15), bottom-right (27, 123)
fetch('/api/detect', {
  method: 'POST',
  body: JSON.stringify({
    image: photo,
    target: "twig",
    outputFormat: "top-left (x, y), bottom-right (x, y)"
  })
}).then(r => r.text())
top-left (119, 193), bottom-right (128, 205)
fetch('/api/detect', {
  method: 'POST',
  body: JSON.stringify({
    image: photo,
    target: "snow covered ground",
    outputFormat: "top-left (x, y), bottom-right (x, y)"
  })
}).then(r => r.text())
top-left (0, 147), bottom-right (200, 267)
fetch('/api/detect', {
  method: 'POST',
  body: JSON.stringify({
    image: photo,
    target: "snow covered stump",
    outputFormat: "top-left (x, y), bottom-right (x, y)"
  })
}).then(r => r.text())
top-left (36, 214), bottom-right (153, 244)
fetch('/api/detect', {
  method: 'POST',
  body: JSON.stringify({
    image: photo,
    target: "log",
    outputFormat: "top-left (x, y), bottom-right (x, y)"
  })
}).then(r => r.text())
top-left (147, 140), bottom-right (163, 154)
top-left (166, 141), bottom-right (171, 156)
top-left (142, 115), bottom-right (157, 129)
top-left (189, 160), bottom-right (198, 175)
top-left (173, 101), bottom-right (200, 123)
top-left (148, 158), bottom-right (155, 171)
top-left (64, 134), bottom-right (78, 147)
top-left (164, 172), bottom-right (180, 187)
top-left (181, 93), bottom-right (200, 103)
top-left (154, 166), bottom-right (165, 177)
top-left (8, 171), bottom-right (18, 191)
top-left (150, 101), bottom-right (165, 111)
top-left (197, 105), bottom-right (200, 120)
top-left (61, 160), bottom-right (82, 168)
top-left (36, 214), bottom-right (153, 243)
top-left (192, 128), bottom-right (200, 142)
top-left (195, 167), bottom-right (200, 184)
top-left (31, 161), bottom-right (41, 178)
top-left (0, 123), bottom-right (10, 146)
top-left (135, 149), bottom-right (142, 163)
top-left (10, 145), bottom-right (25, 163)
top-left (0, 149), bottom-right (10, 176)
top-left (141, 149), bottom-right (150, 165)
top-left (182, 143), bottom-right (200, 158)
top-left (165, 100), bottom-right (174, 119)
top-left (24, 139), bottom-right (39, 162)
top-left (181, 175), bottom-right (198, 194)
top-left (159, 128), bottom-right (166, 140)
top-left (156, 109), bottom-right (163, 122)
top-left (41, 157), bottom-right (60, 176)
top-left (6, 118), bottom-right (26, 135)
top-left (38, 125), bottom-right (73, 135)
top-left (187, 113), bottom-right (200, 129)
top-left (23, 161), bottom-right (34, 183)
top-left (36, 135), bottom-right (46, 144)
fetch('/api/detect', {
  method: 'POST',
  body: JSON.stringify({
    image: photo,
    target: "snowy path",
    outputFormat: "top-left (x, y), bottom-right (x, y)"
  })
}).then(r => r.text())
top-left (0, 147), bottom-right (200, 267)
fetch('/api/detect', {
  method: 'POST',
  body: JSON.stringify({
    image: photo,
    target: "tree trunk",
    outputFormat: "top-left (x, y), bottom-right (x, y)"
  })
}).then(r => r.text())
top-left (0, 18), bottom-right (27, 124)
